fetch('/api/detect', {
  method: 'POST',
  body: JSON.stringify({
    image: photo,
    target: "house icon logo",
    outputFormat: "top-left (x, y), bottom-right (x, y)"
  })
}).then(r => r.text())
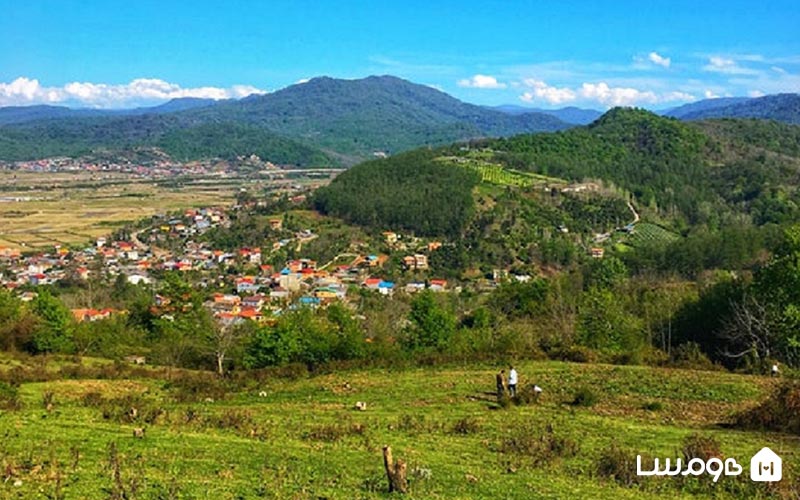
top-left (750, 447), bottom-right (782, 482)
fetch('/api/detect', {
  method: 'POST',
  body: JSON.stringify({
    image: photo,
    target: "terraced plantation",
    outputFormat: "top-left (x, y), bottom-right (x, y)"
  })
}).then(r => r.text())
top-left (436, 155), bottom-right (562, 188)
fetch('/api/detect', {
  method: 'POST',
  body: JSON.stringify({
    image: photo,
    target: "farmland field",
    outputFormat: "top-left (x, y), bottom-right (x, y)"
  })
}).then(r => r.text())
top-left (626, 223), bottom-right (681, 247)
top-left (0, 354), bottom-right (796, 499)
top-left (0, 170), bottom-right (334, 250)
top-left (436, 156), bottom-right (562, 188)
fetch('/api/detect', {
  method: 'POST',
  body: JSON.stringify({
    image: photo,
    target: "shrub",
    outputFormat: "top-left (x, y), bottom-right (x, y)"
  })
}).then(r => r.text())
top-left (670, 342), bottom-right (718, 371)
top-left (571, 386), bottom-right (599, 407)
top-left (641, 401), bottom-right (664, 411)
top-left (735, 381), bottom-right (800, 434)
top-left (451, 417), bottom-right (480, 435)
top-left (499, 424), bottom-right (578, 466)
top-left (0, 381), bottom-right (21, 410)
top-left (304, 422), bottom-right (366, 442)
top-left (596, 444), bottom-right (640, 487)
top-left (514, 384), bottom-right (543, 405)
top-left (164, 373), bottom-right (229, 403)
top-left (394, 414), bottom-right (437, 434)
top-left (681, 434), bottom-right (722, 462)
top-left (551, 345), bottom-right (598, 363)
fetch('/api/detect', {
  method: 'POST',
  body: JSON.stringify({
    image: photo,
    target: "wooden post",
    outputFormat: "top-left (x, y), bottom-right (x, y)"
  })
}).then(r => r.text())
top-left (382, 446), bottom-right (408, 493)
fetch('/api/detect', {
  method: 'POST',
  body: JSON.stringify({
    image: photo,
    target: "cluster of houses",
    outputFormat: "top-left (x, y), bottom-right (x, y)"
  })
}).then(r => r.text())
top-left (1, 199), bottom-right (465, 329)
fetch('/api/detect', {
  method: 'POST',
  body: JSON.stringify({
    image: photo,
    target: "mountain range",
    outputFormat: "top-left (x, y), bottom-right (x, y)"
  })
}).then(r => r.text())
top-left (0, 76), bottom-right (569, 165)
top-left (0, 76), bottom-right (797, 165)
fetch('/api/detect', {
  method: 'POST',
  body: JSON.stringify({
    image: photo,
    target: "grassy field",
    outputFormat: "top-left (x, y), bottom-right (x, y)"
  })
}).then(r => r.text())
top-left (0, 172), bottom-right (235, 250)
top-left (0, 355), bottom-right (796, 499)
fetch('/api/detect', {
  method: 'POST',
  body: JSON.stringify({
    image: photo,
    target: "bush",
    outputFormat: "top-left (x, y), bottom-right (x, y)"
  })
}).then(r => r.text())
top-left (551, 345), bottom-right (598, 363)
top-left (451, 417), bottom-right (480, 435)
top-left (735, 381), bottom-right (800, 434)
top-left (670, 342), bottom-right (718, 371)
top-left (304, 422), bottom-right (367, 442)
top-left (393, 414), bottom-right (438, 434)
top-left (596, 444), bottom-right (641, 487)
top-left (514, 384), bottom-right (543, 405)
top-left (0, 381), bottom-right (21, 410)
top-left (499, 424), bottom-right (578, 466)
top-left (571, 386), bottom-right (599, 407)
top-left (641, 401), bottom-right (664, 412)
top-left (681, 434), bottom-right (722, 462)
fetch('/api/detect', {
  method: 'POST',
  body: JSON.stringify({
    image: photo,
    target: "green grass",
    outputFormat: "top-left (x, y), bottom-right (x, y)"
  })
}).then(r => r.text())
top-left (0, 356), bottom-right (796, 499)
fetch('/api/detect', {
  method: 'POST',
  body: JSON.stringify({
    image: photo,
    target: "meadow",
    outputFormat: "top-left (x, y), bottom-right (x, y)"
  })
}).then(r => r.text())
top-left (0, 354), bottom-right (796, 499)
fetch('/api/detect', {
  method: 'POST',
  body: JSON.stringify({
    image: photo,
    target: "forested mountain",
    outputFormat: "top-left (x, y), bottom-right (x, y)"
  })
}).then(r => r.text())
top-left (0, 98), bottom-right (220, 126)
top-left (316, 108), bottom-right (800, 238)
top-left (663, 97), bottom-right (750, 119)
top-left (0, 76), bottom-right (569, 164)
top-left (670, 93), bottom-right (800, 123)
top-left (491, 105), bottom-right (603, 124)
top-left (0, 105), bottom-right (110, 125)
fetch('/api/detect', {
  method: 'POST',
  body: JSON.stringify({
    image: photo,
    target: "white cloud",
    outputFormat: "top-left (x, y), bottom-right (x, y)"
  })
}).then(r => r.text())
top-left (518, 78), bottom-right (694, 107)
top-left (457, 74), bottom-right (506, 89)
top-left (703, 56), bottom-right (760, 75)
top-left (520, 79), bottom-right (576, 104)
top-left (0, 77), bottom-right (268, 108)
top-left (294, 78), bottom-right (311, 85)
top-left (648, 52), bottom-right (671, 68)
top-left (579, 82), bottom-right (659, 106)
top-left (704, 89), bottom-right (720, 99)
top-left (748, 89), bottom-right (765, 98)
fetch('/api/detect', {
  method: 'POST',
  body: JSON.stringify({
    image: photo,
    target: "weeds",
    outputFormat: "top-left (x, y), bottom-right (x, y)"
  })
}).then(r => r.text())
top-left (451, 416), bottom-right (480, 435)
top-left (571, 386), bottom-right (599, 407)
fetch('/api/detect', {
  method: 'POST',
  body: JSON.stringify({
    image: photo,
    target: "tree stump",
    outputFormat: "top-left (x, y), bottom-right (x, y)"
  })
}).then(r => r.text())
top-left (382, 446), bottom-right (408, 493)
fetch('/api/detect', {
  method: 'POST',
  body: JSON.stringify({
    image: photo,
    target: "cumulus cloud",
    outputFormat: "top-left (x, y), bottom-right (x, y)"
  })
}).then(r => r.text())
top-left (520, 79), bottom-right (576, 104)
top-left (518, 78), bottom-right (694, 107)
top-left (0, 76), bottom-right (267, 108)
top-left (704, 89), bottom-right (720, 99)
top-left (748, 89), bottom-right (765, 98)
top-left (648, 52), bottom-right (671, 68)
top-left (457, 74), bottom-right (506, 89)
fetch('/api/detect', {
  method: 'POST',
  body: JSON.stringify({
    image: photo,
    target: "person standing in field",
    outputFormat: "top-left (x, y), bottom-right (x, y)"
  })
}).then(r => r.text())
top-left (508, 365), bottom-right (518, 397)
top-left (496, 369), bottom-right (506, 398)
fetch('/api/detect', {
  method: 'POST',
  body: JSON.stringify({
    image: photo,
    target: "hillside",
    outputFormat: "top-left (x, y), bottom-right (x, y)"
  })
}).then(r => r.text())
top-left (674, 93), bottom-right (800, 123)
top-left (313, 108), bottom-right (800, 278)
top-left (663, 97), bottom-right (750, 119)
top-left (0, 354), bottom-right (794, 499)
top-left (0, 76), bottom-right (569, 164)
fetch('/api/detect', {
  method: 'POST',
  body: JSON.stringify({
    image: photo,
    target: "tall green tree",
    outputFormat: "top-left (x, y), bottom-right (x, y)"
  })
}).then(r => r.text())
top-left (30, 290), bottom-right (75, 353)
top-left (402, 290), bottom-right (456, 351)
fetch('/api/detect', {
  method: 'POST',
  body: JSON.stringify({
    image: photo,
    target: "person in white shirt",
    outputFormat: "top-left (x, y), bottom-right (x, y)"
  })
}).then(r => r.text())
top-left (508, 366), bottom-right (518, 397)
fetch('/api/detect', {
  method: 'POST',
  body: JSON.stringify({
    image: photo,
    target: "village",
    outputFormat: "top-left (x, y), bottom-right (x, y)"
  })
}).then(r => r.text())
top-left (0, 197), bottom-right (470, 328)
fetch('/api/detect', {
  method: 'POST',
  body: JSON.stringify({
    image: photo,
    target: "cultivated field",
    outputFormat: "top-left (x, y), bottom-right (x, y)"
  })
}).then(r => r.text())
top-left (0, 355), bottom-right (796, 499)
top-left (0, 172), bottom-right (234, 250)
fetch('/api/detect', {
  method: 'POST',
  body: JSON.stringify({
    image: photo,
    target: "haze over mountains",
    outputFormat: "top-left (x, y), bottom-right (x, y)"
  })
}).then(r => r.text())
top-left (0, 75), bottom-right (797, 165)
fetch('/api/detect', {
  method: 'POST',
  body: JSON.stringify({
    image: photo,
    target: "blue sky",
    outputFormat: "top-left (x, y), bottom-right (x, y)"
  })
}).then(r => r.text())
top-left (0, 0), bottom-right (798, 109)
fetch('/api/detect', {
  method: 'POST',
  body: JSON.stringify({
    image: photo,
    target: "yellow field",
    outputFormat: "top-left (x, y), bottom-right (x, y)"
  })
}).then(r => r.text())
top-left (0, 172), bottom-right (234, 249)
